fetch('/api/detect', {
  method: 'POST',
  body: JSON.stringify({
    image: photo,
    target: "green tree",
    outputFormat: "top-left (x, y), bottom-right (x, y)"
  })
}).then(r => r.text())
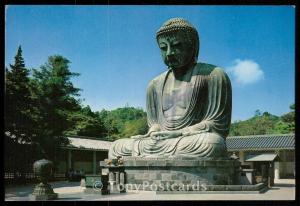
top-left (254, 109), bottom-right (262, 117)
top-left (5, 46), bottom-right (36, 142)
top-left (229, 111), bottom-right (279, 136)
top-left (97, 109), bottom-right (119, 139)
top-left (281, 112), bottom-right (294, 124)
top-left (272, 121), bottom-right (293, 134)
top-left (273, 103), bottom-right (295, 134)
top-left (98, 107), bottom-right (148, 140)
top-left (4, 46), bottom-right (38, 177)
top-left (229, 105), bottom-right (295, 136)
top-left (122, 117), bottom-right (148, 138)
top-left (31, 55), bottom-right (81, 160)
top-left (65, 106), bottom-right (107, 137)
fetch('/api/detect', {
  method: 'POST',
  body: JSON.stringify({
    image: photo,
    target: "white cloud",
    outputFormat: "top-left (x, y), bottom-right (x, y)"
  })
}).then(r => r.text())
top-left (227, 59), bottom-right (264, 85)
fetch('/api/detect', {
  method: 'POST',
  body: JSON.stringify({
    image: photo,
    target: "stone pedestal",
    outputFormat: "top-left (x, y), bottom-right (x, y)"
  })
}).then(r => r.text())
top-left (100, 157), bottom-right (241, 191)
top-left (30, 183), bottom-right (58, 200)
top-left (84, 174), bottom-right (109, 195)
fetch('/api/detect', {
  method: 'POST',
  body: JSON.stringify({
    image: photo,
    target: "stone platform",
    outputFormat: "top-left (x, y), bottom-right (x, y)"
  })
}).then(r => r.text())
top-left (6, 179), bottom-right (295, 200)
top-left (156, 182), bottom-right (268, 194)
top-left (100, 157), bottom-right (243, 192)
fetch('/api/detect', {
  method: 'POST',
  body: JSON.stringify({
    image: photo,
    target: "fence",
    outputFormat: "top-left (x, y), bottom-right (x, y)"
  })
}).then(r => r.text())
top-left (4, 172), bottom-right (67, 184)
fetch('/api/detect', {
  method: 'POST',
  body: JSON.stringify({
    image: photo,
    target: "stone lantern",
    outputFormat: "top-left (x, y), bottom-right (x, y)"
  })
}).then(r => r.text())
top-left (30, 159), bottom-right (58, 200)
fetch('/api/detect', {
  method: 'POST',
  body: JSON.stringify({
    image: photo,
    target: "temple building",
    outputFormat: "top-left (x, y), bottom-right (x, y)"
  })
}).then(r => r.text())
top-left (56, 134), bottom-right (294, 181)
top-left (56, 136), bottom-right (112, 175)
top-left (226, 133), bottom-right (295, 180)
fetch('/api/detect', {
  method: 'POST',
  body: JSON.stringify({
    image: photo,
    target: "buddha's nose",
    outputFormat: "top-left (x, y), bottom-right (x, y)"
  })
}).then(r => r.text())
top-left (166, 48), bottom-right (175, 57)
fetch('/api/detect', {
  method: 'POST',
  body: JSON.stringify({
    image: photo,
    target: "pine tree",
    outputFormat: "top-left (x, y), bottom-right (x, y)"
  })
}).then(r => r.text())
top-left (31, 55), bottom-right (82, 160)
top-left (4, 46), bottom-right (38, 177)
top-left (5, 45), bottom-right (35, 142)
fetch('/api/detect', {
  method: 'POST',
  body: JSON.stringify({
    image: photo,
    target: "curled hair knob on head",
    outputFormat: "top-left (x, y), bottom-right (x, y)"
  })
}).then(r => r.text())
top-left (156, 17), bottom-right (197, 37)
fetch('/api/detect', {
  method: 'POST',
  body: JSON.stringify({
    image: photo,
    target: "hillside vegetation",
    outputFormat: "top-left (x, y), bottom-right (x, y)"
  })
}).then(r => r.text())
top-left (229, 106), bottom-right (295, 136)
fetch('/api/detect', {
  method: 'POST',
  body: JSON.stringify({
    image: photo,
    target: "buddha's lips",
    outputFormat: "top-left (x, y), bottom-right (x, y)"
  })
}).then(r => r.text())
top-left (166, 55), bottom-right (177, 62)
top-left (166, 59), bottom-right (179, 66)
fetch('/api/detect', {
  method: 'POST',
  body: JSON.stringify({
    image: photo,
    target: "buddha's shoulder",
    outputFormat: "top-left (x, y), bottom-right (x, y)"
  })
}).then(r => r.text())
top-left (147, 71), bottom-right (168, 87)
top-left (194, 62), bottom-right (227, 77)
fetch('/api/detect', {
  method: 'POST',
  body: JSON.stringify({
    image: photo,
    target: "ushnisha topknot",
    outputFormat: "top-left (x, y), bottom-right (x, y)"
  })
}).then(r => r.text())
top-left (156, 17), bottom-right (198, 38)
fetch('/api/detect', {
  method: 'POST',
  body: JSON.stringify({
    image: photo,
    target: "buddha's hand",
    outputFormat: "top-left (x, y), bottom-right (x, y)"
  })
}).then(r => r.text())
top-left (131, 134), bottom-right (148, 139)
top-left (150, 130), bottom-right (182, 140)
top-left (130, 131), bottom-right (153, 139)
top-left (131, 124), bottom-right (161, 139)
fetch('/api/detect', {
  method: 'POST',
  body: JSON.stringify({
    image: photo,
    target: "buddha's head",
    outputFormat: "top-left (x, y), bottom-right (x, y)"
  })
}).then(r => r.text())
top-left (156, 18), bottom-right (199, 70)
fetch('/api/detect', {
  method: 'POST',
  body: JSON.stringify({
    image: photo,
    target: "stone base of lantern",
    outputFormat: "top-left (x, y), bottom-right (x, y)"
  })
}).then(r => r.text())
top-left (29, 182), bottom-right (58, 200)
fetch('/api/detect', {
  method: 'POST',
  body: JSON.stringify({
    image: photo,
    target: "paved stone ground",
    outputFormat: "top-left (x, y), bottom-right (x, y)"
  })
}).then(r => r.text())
top-left (5, 179), bottom-right (295, 201)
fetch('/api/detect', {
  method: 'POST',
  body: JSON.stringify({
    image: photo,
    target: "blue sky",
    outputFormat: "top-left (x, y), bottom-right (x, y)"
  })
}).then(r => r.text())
top-left (5, 6), bottom-right (295, 122)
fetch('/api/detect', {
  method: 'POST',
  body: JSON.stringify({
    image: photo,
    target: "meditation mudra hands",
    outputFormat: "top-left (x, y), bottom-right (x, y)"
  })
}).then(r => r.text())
top-left (151, 130), bottom-right (183, 140)
top-left (130, 123), bottom-right (208, 140)
top-left (131, 130), bottom-right (183, 140)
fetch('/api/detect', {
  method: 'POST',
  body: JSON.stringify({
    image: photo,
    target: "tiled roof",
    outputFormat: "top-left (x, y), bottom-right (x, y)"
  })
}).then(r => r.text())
top-left (226, 134), bottom-right (294, 151)
top-left (65, 136), bottom-right (112, 151)
top-left (245, 153), bottom-right (279, 162)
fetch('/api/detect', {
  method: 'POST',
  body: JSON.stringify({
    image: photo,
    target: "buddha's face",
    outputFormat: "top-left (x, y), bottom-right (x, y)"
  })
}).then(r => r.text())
top-left (157, 31), bottom-right (194, 70)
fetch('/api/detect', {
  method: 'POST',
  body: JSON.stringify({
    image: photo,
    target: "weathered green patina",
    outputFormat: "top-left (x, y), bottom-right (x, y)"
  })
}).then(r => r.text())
top-left (109, 18), bottom-right (232, 159)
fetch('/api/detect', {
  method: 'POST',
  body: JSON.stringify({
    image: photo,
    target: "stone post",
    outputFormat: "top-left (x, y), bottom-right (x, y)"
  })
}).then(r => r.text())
top-left (115, 171), bottom-right (120, 184)
top-left (120, 172), bottom-right (125, 185)
top-left (109, 172), bottom-right (116, 184)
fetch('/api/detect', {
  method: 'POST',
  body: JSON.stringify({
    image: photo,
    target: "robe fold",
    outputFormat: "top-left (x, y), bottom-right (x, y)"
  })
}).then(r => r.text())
top-left (108, 62), bottom-right (232, 159)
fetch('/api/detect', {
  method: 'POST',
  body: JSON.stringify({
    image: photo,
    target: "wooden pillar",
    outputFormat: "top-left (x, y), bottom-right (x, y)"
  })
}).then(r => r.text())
top-left (280, 150), bottom-right (286, 178)
top-left (269, 162), bottom-right (275, 186)
top-left (93, 151), bottom-right (97, 174)
top-left (274, 161), bottom-right (280, 180)
top-left (68, 150), bottom-right (72, 170)
top-left (239, 151), bottom-right (245, 164)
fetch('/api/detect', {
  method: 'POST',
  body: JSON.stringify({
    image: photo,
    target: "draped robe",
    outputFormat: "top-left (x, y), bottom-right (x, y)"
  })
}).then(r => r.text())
top-left (108, 62), bottom-right (232, 159)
